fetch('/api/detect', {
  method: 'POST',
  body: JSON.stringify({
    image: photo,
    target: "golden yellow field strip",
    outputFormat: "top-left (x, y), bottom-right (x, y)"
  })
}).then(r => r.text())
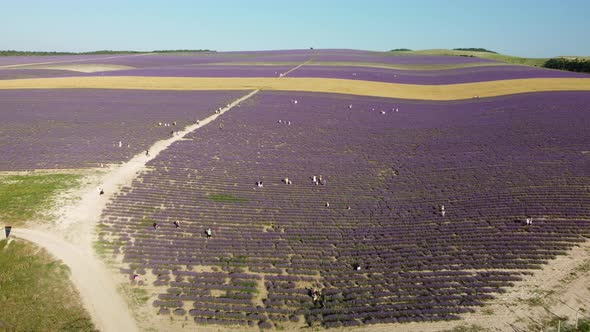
top-left (0, 76), bottom-right (589, 100)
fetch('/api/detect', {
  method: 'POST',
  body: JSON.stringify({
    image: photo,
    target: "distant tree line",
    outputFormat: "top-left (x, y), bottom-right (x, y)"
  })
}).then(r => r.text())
top-left (0, 49), bottom-right (214, 56)
top-left (543, 57), bottom-right (590, 73)
top-left (152, 49), bottom-right (214, 53)
top-left (390, 48), bottom-right (412, 51)
top-left (453, 48), bottom-right (497, 53)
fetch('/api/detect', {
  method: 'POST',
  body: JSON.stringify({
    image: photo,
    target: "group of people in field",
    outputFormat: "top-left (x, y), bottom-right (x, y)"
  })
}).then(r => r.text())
top-left (116, 101), bottom-right (542, 310)
top-left (151, 220), bottom-right (212, 239)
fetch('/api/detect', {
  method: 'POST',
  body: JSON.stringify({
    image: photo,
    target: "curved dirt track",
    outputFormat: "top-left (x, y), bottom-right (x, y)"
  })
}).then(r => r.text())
top-left (0, 76), bottom-right (590, 100)
top-left (12, 228), bottom-right (139, 332)
top-left (11, 90), bottom-right (259, 332)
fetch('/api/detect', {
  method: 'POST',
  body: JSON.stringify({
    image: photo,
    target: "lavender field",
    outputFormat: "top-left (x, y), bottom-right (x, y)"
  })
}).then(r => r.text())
top-left (288, 64), bottom-right (588, 84)
top-left (1, 47), bottom-right (589, 330)
top-left (0, 89), bottom-right (243, 170)
top-left (84, 65), bottom-right (295, 78)
top-left (99, 91), bottom-right (590, 329)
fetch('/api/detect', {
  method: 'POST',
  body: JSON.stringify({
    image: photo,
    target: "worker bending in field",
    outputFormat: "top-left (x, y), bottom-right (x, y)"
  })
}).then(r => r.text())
top-left (206, 228), bottom-right (212, 239)
top-left (309, 288), bottom-right (325, 308)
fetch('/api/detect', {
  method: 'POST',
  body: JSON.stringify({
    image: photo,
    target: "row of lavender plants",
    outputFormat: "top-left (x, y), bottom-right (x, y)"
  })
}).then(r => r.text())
top-left (100, 91), bottom-right (590, 329)
top-left (0, 89), bottom-right (244, 170)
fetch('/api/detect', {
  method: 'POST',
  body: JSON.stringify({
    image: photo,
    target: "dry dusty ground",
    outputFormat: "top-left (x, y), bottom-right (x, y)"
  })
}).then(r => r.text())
top-left (0, 76), bottom-right (589, 100)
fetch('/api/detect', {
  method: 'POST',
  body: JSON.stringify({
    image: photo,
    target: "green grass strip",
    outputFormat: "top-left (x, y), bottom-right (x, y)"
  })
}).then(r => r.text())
top-left (0, 173), bottom-right (81, 226)
top-left (0, 239), bottom-right (95, 331)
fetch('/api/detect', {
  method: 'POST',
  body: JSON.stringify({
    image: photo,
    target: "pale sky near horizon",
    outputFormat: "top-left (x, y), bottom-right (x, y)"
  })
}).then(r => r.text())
top-left (1, 0), bottom-right (588, 57)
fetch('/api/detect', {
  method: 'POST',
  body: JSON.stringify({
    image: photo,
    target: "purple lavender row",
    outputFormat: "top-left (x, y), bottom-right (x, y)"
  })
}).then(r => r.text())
top-left (0, 89), bottom-right (244, 170)
top-left (101, 90), bottom-right (590, 328)
top-left (287, 65), bottom-right (588, 84)
top-left (0, 49), bottom-right (494, 69)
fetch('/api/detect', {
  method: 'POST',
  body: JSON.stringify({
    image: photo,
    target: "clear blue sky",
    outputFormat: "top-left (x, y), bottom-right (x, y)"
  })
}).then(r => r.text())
top-left (1, 0), bottom-right (588, 57)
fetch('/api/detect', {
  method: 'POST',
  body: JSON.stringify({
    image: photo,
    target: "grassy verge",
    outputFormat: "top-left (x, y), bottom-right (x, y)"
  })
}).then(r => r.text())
top-left (0, 239), bottom-right (95, 331)
top-left (0, 173), bottom-right (81, 227)
top-left (533, 316), bottom-right (590, 332)
top-left (389, 49), bottom-right (548, 66)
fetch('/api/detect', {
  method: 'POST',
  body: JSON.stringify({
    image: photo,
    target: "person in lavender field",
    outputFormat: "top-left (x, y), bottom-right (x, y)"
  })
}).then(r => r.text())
top-left (311, 175), bottom-right (317, 184)
top-left (98, 187), bottom-right (104, 195)
top-left (146, 150), bottom-right (150, 157)
top-left (173, 220), bottom-right (180, 228)
top-left (310, 288), bottom-right (324, 308)
top-left (325, 202), bottom-right (330, 208)
top-left (118, 141), bottom-right (122, 148)
top-left (153, 222), bottom-right (158, 231)
top-left (206, 228), bottom-right (212, 239)
top-left (256, 181), bottom-right (264, 188)
top-left (441, 205), bottom-right (445, 217)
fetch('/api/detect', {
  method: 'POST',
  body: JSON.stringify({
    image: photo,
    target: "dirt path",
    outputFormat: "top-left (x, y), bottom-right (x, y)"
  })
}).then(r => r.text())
top-left (281, 58), bottom-right (313, 77)
top-left (12, 228), bottom-right (138, 332)
top-left (10, 89), bottom-right (259, 332)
